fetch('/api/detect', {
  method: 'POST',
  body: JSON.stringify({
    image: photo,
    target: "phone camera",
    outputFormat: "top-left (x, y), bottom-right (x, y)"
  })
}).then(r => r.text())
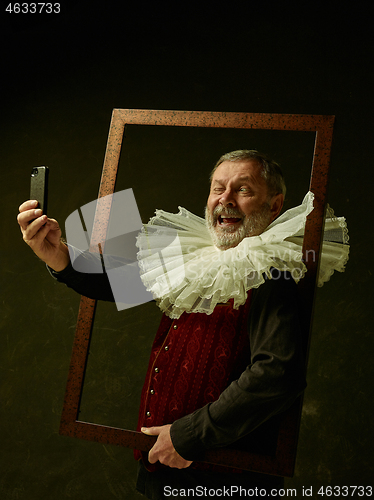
top-left (31, 167), bottom-right (39, 177)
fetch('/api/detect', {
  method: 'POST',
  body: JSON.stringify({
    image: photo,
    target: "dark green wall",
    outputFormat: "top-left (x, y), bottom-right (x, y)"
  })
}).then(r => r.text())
top-left (1, 3), bottom-right (373, 498)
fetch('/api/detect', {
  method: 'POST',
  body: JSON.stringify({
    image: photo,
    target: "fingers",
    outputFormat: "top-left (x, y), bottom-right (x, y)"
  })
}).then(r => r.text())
top-left (19, 213), bottom-right (60, 249)
top-left (148, 448), bottom-right (158, 465)
top-left (141, 426), bottom-right (167, 465)
top-left (141, 425), bottom-right (192, 468)
top-left (17, 199), bottom-right (60, 235)
top-left (22, 215), bottom-right (49, 244)
top-left (17, 208), bottom-right (43, 230)
top-left (18, 199), bottom-right (43, 231)
top-left (17, 200), bottom-right (64, 267)
top-left (141, 426), bottom-right (161, 436)
top-left (142, 428), bottom-right (158, 465)
top-left (19, 199), bottom-right (39, 212)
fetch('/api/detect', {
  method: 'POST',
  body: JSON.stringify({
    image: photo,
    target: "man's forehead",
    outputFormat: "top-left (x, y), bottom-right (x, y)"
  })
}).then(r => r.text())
top-left (211, 160), bottom-right (263, 184)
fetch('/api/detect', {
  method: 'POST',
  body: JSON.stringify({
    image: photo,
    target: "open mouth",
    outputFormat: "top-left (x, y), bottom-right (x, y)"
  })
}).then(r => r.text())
top-left (218, 215), bottom-right (242, 226)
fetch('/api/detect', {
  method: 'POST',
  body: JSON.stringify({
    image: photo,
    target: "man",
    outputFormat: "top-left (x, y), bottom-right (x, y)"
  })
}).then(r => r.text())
top-left (18, 150), bottom-right (306, 498)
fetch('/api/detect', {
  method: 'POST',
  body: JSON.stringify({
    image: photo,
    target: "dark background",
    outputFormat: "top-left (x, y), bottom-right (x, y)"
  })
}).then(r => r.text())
top-left (1, 1), bottom-right (373, 498)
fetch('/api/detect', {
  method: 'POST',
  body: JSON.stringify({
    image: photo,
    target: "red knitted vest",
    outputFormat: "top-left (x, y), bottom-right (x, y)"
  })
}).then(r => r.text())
top-left (134, 292), bottom-right (252, 466)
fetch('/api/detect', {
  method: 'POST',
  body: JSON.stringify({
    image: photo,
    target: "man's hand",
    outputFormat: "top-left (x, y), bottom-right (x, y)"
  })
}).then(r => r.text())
top-left (17, 200), bottom-right (70, 272)
top-left (141, 424), bottom-right (193, 469)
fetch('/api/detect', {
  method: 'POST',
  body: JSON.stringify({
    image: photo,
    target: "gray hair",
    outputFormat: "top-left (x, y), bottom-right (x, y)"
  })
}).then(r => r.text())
top-left (210, 149), bottom-right (286, 198)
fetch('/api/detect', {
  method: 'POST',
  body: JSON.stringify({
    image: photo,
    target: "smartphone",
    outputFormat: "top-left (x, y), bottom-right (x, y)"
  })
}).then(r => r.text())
top-left (30, 166), bottom-right (49, 215)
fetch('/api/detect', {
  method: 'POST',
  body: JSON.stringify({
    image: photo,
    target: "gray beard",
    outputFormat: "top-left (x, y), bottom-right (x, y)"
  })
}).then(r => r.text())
top-left (205, 203), bottom-right (271, 250)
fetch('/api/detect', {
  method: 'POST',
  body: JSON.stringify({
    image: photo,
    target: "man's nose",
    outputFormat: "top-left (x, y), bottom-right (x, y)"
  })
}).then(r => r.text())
top-left (219, 189), bottom-right (236, 207)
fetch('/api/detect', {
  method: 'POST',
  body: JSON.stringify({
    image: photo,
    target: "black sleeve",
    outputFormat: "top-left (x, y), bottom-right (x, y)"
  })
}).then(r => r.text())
top-left (170, 270), bottom-right (307, 460)
top-left (48, 246), bottom-right (117, 302)
top-left (49, 245), bottom-right (155, 305)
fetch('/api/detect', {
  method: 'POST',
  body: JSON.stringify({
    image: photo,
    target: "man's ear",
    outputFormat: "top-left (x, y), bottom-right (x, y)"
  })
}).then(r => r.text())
top-left (269, 194), bottom-right (284, 222)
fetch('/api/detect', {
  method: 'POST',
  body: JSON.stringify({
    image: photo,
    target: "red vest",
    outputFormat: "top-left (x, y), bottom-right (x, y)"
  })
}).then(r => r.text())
top-left (134, 292), bottom-right (252, 466)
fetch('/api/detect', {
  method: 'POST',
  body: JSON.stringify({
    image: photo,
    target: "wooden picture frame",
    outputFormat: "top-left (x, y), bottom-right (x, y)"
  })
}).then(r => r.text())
top-left (59, 109), bottom-right (335, 477)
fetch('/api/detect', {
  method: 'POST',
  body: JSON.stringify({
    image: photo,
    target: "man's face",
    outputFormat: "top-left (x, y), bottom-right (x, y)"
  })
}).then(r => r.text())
top-left (206, 160), bottom-right (280, 250)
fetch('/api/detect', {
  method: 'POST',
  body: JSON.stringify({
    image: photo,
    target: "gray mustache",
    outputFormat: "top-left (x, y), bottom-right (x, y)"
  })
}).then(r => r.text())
top-left (213, 206), bottom-right (244, 218)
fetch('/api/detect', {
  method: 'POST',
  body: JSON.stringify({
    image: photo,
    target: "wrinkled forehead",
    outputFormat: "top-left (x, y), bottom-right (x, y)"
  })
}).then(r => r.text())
top-left (210, 159), bottom-right (265, 187)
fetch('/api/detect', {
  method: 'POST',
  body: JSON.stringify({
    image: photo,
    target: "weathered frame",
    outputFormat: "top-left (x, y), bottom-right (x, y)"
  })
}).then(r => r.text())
top-left (59, 109), bottom-right (335, 477)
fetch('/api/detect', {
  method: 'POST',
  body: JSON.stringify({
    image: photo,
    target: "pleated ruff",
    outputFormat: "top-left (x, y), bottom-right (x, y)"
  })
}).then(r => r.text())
top-left (136, 192), bottom-right (349, 319)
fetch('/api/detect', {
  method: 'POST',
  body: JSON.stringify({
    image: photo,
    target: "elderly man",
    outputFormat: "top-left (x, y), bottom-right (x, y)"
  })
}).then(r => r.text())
top-left (18, 150), bottom-right (307, 498)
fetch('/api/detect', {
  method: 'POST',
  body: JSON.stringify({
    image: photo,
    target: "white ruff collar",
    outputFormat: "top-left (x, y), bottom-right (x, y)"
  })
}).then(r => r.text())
top-left (136, 192), bottom-right (349, 319)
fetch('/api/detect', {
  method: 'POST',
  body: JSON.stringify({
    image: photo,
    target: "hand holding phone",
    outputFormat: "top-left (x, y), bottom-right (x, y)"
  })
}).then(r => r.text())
top-left (18, 167), bottom-right (70, 272)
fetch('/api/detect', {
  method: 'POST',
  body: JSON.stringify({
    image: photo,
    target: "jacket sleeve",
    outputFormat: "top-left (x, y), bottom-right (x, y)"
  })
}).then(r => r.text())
top-left (49, 245), bottom-right (155, 305)
top-left (48, 245), bottom-right (116, 302)
top-left (170, 271), bottom-right (307, 461)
